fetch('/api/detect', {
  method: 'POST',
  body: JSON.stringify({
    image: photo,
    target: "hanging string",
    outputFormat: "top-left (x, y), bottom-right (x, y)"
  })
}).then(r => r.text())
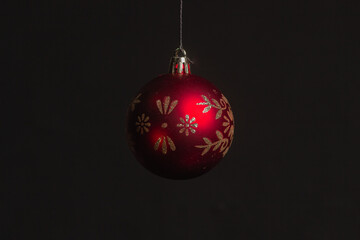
top-left (179, 0), bottom-right (183, 50)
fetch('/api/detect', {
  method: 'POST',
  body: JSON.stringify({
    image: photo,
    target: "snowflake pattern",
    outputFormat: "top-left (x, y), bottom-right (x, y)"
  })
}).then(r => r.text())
top-left (196, 95), bottom-right (227, 119)
top-left (194, 92), bottom-right (235, 157)
top-left (223, 109), bottom-right (234, 140)
top-left (156, 96), bottom-right (178, 115)
top-left (135, 113), bottom-right (151, 135)
top-left (154, 136), bottom-right (176, 155)
top-left (177, 115), bottom-right (198, 136)
top-left (152, 96), bottom-right (179, 154)
top-left (195, 130), bottom-right (230, 157)
top-left (130, 93), bottom-right (234, 157)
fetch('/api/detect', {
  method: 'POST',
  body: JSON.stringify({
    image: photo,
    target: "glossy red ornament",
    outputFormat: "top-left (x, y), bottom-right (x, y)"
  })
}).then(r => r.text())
top-left (126, 49), bottom-right (234, 179)
top-left (126, 74), bottom-right (234, 179)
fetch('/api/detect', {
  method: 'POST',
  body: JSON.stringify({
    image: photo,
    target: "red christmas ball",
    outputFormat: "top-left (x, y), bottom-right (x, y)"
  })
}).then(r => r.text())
top-left (126, 73), bottom-right (235, 179)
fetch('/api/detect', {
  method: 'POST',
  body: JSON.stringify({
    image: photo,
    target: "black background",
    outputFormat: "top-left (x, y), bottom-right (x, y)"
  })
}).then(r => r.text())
top-left (2, 0), bottom-right (360, 239)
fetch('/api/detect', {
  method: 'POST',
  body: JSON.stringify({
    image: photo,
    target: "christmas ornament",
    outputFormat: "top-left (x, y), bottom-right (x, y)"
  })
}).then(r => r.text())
top-left (126, 1), bottom-right (235, 179)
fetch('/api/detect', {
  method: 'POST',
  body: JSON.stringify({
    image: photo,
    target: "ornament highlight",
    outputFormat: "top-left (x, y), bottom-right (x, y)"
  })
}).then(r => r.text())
top-left (126, 48), bottom-right (235, 179)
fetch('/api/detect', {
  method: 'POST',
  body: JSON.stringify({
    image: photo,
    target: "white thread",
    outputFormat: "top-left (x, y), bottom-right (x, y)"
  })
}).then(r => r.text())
top-left (180, 0), bottom-right (183, 49)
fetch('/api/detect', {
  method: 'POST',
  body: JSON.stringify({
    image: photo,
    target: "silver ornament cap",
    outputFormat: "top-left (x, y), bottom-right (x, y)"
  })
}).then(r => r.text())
top-left (169, 48), bottom-right (191, 74)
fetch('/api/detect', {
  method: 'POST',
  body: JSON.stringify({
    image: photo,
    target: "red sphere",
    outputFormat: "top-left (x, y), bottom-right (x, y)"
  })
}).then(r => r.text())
top-left (126, 74), bottom-right (235, 179)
